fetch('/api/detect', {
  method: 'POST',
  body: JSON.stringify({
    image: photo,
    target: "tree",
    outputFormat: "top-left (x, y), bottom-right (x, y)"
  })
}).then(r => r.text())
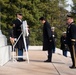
top-left (0, 0), bottom-right (68, 47)
top-left (71, 0), bottom-right (76, 23)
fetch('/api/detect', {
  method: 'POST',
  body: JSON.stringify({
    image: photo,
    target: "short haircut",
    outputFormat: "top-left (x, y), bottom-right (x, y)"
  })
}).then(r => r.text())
top-left (39, 17), bottom-right (46, 20)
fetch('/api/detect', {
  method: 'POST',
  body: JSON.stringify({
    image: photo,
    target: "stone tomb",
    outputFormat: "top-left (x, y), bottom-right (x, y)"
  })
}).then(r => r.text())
top-left (0, 30), bottom-right (11, 66)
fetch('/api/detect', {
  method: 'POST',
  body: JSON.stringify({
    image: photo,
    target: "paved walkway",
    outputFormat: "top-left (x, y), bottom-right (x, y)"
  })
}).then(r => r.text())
top-left (0, 50), bottom-right (76, 75)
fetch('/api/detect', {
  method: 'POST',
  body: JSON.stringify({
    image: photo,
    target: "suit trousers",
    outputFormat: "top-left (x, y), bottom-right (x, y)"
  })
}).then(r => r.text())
top-left (48, 50), bottom-right (52, 61)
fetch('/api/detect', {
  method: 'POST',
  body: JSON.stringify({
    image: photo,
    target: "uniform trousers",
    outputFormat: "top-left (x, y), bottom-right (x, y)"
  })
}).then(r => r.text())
top-left (18, 49), bottom-right (23, 60)
top-left (68, 43), bottom-right (76, 67)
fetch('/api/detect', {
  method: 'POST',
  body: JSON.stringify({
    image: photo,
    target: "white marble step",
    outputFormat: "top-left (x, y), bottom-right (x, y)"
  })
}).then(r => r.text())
top-left (0, 45), bottom-right (12, 66)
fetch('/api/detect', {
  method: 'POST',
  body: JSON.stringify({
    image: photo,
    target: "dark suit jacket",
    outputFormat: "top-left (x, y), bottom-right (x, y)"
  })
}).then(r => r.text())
top-left (43, 21), bottom-right (54, 51)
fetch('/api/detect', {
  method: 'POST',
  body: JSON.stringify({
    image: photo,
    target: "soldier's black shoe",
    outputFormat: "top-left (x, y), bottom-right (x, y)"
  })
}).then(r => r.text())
top-left (44, 59), bottom-right (51, 62)
top-left (17, 59), bottom-right (26, 62)
top-left (69, 66), bottom-right (76, 69)
top-left (21, 59), bottom-right (26, 61)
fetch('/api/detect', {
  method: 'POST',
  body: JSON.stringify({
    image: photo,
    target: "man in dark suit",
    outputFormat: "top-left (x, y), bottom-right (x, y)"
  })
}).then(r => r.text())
top-left (10, 12), bottom-right (25, 62)
top-left (66, 14), bottom-right (76, 68)
top-left (39, 17), bottom-right (54, 62)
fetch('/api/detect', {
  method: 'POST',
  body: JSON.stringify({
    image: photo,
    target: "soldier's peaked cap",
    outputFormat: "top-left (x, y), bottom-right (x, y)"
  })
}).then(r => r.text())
top-left (16, 12), bottom-right (22, 15)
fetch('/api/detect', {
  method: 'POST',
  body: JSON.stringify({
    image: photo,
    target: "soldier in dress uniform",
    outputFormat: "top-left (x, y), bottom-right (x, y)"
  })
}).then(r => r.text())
top-left (66, 14), bottom-right (76, 68)
top-left (51, 27), bottom-right (57, 53)
top-left (60, 32), bottom-right (68, 57)
top-left (10, 12), bottom-right (25, 62)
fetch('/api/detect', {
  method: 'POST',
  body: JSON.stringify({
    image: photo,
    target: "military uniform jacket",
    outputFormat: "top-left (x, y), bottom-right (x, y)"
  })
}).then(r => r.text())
top-left (52, 31), bottom-right (57, 46)
top-left (12, 19), bottom-right (24, 49)
top-left (66, 22), bottom-right (76, 45)
top-left (60, 35), bottom-right (67, 50)
top-left (43, 21), bottom-right (54, 51)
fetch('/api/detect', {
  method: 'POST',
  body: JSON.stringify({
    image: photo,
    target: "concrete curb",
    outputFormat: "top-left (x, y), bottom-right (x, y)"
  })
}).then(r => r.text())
top-left (28, 46), bottom-right (70, 57)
